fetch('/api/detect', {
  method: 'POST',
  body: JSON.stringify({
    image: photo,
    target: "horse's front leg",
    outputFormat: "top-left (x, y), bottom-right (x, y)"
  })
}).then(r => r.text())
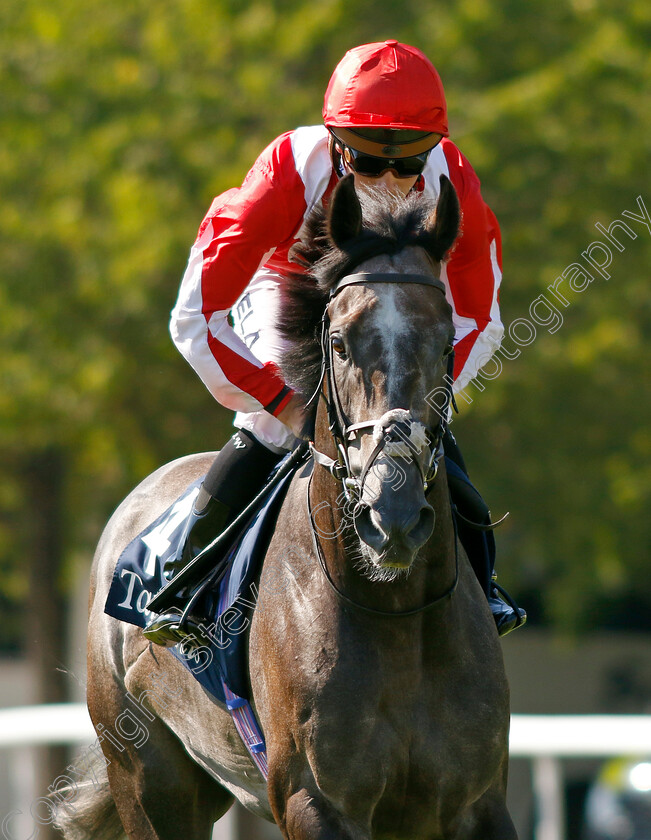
top-left (454, 785), bottom-right (518, 840)
top-left (268, 769), bottom-right (369, 840)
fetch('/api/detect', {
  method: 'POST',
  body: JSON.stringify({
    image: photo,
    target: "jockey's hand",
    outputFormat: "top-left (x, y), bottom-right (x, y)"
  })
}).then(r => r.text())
top-left (276, 392), bottom-right (308, 439)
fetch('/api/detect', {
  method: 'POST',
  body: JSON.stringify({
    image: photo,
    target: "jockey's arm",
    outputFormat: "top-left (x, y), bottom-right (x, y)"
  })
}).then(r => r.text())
top-left (275, 392), bottom-right (309, 439)
top-left (442, 145), bottom-right (505, 394)
top-left (170, 133), bottom-right (307, 421)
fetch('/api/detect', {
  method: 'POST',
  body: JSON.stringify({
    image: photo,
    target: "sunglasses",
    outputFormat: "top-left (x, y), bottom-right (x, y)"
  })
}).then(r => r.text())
top-left (341, 144), bottom-right (431, 179)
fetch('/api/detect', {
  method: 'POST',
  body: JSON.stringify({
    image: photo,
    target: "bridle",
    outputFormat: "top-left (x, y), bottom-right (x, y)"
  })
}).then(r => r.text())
top-left (307, 270), bottom-right (460, 617)
top-left (309, 271), bottom-right (453, 508)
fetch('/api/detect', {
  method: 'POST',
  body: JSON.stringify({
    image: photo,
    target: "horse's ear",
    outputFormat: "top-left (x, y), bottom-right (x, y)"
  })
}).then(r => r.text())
top-left (327, 174), bottom-right (362, 249)
top-left (424, 175), bottom-right (461, 262)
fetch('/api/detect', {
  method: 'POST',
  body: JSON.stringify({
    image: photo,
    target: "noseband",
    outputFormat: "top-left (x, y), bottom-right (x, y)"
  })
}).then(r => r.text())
top-left (309, 272), bottom-right (453, 507)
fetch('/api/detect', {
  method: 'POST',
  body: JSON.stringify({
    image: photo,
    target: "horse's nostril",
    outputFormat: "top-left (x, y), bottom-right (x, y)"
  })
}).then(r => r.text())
top-left (407, 505), bottom-right (435, 548)
top-left (354, 503), bottom-right (435, 554)
top-left (354, 506), bottom-right (389, 553)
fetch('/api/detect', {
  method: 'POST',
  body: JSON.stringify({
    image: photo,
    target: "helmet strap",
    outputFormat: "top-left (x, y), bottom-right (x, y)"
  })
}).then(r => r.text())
top-left (328, 135), bottom-right (347, 179)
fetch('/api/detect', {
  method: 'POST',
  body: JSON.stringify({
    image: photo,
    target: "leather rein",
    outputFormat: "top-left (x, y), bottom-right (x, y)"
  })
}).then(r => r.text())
top-left (307, 271), bottom-right (459, 617)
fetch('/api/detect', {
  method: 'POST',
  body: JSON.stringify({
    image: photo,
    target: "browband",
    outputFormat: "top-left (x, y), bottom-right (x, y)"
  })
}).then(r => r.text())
top-left (330, 272), bottom-right (446, 299)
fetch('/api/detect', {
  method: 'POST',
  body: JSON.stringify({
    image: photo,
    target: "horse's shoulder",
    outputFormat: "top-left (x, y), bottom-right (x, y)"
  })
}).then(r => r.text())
top-left (276, 457), bottom-right (312, 523)
top-left (93, 452), bottom-right (218, 574)
top-left (139, 451), bottom-right (218, 498)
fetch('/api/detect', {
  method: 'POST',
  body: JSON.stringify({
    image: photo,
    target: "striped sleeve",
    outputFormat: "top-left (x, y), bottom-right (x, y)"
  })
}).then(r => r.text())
top-left (170, 133), bottom-right (307, 415)
top-left (439, 141), bottom-right (504, 393)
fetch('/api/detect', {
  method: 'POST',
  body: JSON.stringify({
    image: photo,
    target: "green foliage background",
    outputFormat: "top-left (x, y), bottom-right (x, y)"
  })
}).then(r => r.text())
top-left (0, 0), bottom-right (649, 652)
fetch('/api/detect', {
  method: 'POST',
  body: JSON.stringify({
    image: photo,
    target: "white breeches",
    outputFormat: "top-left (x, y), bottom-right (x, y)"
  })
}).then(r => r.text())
top-left (230, 268), bottom-right (300, 453)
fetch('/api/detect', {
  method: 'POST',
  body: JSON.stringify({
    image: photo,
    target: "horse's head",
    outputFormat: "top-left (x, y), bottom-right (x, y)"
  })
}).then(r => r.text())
top-left (280, 175), bottom-right (460, 579)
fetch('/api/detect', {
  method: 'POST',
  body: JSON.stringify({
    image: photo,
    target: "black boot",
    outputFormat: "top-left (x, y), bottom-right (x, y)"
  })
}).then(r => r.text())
top-left (489, 579), bottom-right (527, 637)
top-left (143, 429), bottom-right (283, 647)
top-left (443, 430), bottom-right (526, 637)
top-left (142, 491), bottom-right (230, 646)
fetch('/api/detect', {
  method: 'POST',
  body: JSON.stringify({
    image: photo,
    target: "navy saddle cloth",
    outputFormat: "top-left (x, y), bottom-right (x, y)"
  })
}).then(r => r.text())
top-left (104, 456), bottom-right (299, 703)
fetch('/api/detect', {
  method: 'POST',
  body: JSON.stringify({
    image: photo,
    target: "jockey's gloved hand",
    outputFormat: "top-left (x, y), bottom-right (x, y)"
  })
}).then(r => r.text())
top-left (276, 393), bottom-right (308, 439)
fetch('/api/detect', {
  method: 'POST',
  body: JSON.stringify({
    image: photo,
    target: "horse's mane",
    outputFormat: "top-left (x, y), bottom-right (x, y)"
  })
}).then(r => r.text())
top-left (278, 185), bottom-right (442, 426)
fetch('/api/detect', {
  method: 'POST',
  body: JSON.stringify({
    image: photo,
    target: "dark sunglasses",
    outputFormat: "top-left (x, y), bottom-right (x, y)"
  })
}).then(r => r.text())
top-left (342, 144), bottom-right (431, 179)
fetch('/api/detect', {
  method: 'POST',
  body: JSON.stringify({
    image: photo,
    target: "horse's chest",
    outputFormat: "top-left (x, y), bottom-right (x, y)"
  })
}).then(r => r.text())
top-left (303, 664), bottom-right (505, 828)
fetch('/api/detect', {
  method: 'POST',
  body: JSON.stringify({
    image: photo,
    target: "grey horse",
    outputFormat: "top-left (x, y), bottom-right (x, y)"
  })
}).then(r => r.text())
top-left (54, 175), bottom-right (517, 840)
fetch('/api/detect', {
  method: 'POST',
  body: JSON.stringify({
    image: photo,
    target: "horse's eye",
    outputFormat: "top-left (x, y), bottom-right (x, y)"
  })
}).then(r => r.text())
top-left (442, 343), bottom-right (454, 358)
top-left (331, 335), bottom-right (347, 358)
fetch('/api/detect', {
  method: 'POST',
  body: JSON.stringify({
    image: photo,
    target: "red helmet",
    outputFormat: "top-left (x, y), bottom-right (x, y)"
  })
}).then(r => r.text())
top-left (323, 41), bottom-right (449, 140)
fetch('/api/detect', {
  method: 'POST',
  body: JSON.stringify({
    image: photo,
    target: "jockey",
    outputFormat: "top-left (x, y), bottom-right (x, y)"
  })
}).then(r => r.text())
top-left (144, 40), bottom-right (526, 646)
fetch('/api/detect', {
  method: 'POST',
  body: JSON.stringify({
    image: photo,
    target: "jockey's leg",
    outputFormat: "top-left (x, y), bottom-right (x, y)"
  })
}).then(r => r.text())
top-left (145, 269), bottom-right (296, 646)
top-left (443, 428), bottom-right (526, 636)
top-left (143, 427), bottom-right (285, 645)
top-left (168, 427), bottom-right (283, 579)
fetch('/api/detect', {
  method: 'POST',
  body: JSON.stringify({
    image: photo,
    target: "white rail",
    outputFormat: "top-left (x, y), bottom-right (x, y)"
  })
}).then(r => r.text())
top-left (510, 714), bottom-right (651, 756)
top-left (0, 703), bottom-right (94, 746)
top-left (1, 706), bottom-right (650, 840)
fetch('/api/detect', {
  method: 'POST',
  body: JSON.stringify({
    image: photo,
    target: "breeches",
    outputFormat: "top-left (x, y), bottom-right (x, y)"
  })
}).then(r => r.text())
top-left (230, 268), bottom-right (299, 453)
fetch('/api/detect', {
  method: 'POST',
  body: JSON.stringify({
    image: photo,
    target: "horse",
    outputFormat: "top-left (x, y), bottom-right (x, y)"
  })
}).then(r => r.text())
top-left (55, 174), bottom-right (517, 839)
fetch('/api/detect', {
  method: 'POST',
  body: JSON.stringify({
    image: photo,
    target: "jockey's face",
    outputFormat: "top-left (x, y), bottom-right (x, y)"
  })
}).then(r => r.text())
top-left (331, 133), bottom-right (441, 198)
top-left (351, 169), bottom-right (418, 197)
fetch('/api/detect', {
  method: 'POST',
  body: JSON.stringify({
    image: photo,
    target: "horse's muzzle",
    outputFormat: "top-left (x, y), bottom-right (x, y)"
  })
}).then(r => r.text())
top-left (354, 500), bottom-right (435, 567)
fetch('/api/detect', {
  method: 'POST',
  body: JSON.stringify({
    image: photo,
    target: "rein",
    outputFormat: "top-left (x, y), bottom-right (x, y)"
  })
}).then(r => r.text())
top-left (307, 270), bottom-right (459, 617)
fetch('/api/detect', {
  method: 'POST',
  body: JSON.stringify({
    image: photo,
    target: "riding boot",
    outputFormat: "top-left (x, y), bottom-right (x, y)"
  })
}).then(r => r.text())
top-left (483, 530), bottom-right (527, 637)
top-left (443, 430), bottom-right (526, 637)
top-left (142, 492), bottom-right (231, 646)
top-left (143, 429), bottom-right (283, 647)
